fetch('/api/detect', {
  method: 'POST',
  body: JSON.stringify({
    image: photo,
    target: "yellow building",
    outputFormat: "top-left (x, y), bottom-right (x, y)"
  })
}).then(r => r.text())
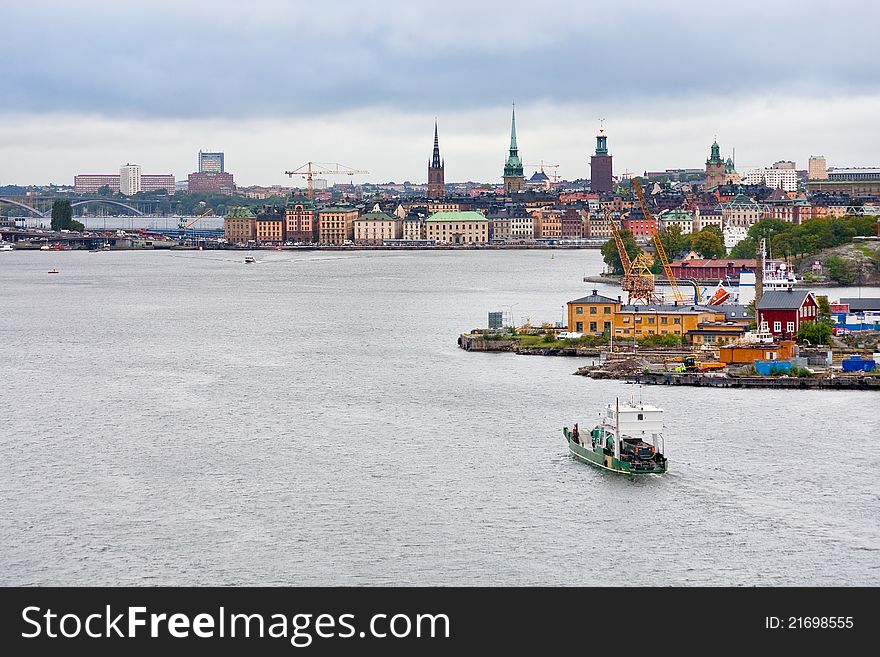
top-left (353, 211), bottom-right (401, 245)
top-left (425, 211), bottom-right (488, 244)
top-left (613, 305), bottom-right (727, 340)
top-left (254, 208), bottom-right (285, 244)
top-left (318, 206), bottom-right (358, 245)
top-left (223, 206), bottom-right (256, 245)
top-left (567, 290), bottom-right (620, 335)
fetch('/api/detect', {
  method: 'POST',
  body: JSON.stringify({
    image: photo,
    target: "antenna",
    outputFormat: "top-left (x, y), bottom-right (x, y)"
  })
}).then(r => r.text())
top-left (598, 118), bottom-right (606, 132)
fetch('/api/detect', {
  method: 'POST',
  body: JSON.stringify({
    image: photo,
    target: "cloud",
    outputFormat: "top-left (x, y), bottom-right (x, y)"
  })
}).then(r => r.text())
top-left (4, 0), bottom-right (879, 118)
top-left (2, 93), bottom-right (879, 186)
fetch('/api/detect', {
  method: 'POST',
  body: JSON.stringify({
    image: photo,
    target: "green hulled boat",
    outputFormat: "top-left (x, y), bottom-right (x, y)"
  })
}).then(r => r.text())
top-left (563, 395), bottom-right (668, 475)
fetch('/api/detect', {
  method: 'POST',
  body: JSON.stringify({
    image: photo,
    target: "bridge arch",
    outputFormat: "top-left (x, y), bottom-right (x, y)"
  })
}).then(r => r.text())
top-left (0, 198), bottom-right (45, 217)
top-left (70, 199), bottom-right (144, 215)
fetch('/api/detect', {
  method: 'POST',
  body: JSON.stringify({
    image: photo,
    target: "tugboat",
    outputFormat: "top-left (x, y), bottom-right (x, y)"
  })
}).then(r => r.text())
top-left (563, 390), bottom-right (668, 475)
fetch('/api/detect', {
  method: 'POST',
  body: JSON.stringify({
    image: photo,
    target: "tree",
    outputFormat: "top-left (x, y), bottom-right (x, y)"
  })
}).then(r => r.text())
top-left (97, 185), bottom-right (112, 196)
top-left (824, 255), bottom-right (854, 285)
top-left (70, 219), bottom-right (85, 232)
top-left (748, 219), bottom-right (789, 243)
top-left (601, 229), bottom-right (641, 275)
top-left (729, 237), bottom-right (758, 259)
top-left (816, 295), bottom-right (831, 322)
top-left (656, 225), bottom-right (690, 260)
top-left (690, 229), bottom-right (726, 259)
top-left (701, 224), bottom-right (723, 238)
top-left (797, 321), bottom-right (833, 345)
top-left (51, 200), bottom-right (73, 231)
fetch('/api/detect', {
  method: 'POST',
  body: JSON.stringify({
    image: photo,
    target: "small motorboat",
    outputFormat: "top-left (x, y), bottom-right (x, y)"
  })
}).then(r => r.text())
top-left (48, 268), bottom-right (59, 274)
top-left (244, 255), bottom-right (256, 264)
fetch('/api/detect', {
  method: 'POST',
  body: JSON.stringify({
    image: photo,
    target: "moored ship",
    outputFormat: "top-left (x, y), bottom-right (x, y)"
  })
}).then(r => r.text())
top-left (563, 392), bottom-right (668, 475)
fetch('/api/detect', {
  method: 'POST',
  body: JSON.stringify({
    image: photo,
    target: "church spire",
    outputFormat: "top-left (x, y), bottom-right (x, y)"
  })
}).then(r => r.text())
top-left (509, 104), bottom-right (518, 155)
top-left (431, 119), bottom-right (442, 169)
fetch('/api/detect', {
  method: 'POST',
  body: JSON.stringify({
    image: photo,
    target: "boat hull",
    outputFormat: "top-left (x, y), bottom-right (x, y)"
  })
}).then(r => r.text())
top-left (563, 429), bottom-right (667, 475)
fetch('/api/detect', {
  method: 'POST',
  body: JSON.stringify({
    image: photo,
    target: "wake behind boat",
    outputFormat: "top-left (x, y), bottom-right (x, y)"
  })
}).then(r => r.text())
top-left (563, 391), bottom-right (668, 475)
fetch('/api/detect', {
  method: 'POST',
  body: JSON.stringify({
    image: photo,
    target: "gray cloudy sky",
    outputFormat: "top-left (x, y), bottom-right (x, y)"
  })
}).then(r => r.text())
top-left (2, 0), bottom-right (879, 186)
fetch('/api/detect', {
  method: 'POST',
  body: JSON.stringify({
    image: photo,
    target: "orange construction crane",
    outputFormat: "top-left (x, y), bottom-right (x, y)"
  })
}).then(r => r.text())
top-left (284, 162), bottom-right (369, 200)
top-left (611, 219), bottom-right (656, 305)
top-left (631, 177), bottom-right (686, 303)
top-left (183, 208), bottom-right (213, 231)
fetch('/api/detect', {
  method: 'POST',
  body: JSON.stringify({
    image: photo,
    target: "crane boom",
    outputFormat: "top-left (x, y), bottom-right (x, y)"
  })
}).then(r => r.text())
top-left (284, 162), bottom-right (369, 200)
top-left (631, 178), bottom-right (685, 303)
top-left (610, 221), bottom-right (632, 276)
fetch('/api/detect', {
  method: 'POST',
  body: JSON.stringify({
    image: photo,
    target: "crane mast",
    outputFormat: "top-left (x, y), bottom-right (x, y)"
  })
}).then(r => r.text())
top-left (631, 178), bottom-right (685, 303)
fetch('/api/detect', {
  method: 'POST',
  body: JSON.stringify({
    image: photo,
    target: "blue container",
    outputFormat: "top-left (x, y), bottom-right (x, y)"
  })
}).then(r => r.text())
top-left (754, 360), bottom-right (793, 376)
top-left (842, 356), bottom-right (877, 372)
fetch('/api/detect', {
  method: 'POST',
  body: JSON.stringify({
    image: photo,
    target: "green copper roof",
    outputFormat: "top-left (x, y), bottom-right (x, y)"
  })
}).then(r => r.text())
top-left (707, 140), bottom-right (723, 165)
top-left (426, 211), bottom-right (487, 222)
top-left (504, 105), bottom-right (524, 177)
top-left (225, 206), bottom-right (254, 218)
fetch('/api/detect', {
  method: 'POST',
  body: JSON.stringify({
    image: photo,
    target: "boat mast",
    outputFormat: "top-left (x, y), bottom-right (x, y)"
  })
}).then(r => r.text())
top-left (614, 398), bottom-right (620, 461)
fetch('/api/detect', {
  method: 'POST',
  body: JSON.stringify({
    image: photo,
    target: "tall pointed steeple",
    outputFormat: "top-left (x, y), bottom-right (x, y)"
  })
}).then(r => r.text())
top-left (427, 119), bottom-right (445, 199)
top-left (431, 119), bottom-right (442, 169)
top-left (503, 104), bottom-right (524, 194)
top-left (509, 104), bottom-right (518, 155)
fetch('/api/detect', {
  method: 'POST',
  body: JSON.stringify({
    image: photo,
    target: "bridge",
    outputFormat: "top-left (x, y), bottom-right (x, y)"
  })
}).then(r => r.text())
top-left (0, 197), bottom-right (147, 217)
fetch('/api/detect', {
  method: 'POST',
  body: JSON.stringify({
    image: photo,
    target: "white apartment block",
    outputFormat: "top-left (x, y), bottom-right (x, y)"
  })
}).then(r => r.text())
top-left (743, 167), bottom-right (797, 192)
top-left (119, 164), bottom-right (141, 196)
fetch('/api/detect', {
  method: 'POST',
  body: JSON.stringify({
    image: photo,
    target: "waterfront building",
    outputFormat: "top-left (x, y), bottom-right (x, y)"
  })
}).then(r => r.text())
top-left (74, 174), bottom-right (120, 195)
top-left (535, 207), bottom-right (562, 239)
top-left (425, 211), bottom-right (488, 244)
top-left (285, 199), bottom-right (316, 243)
top-left (704, 140), bottom-right (730, 189)
top-left (354, 211), bottom-right (401, 245)
top-left (560, 208), bottom-right (583, 239)
top-left (808, 156), bottom-right (827, 180)
top-left (720, 340), bottom-right (797, 364)
top-left (489, 217), bottom-right (510, 241)
top-left (140, 174), bottom-right (175, 194)
top-left (567, 290), bottom-right (620, 335)
top-left (403, 212), bottom-right (426, 240)
top-left (318, 205), bottom-right (358, 245)
top-left (223, 206), bottom-right (256, 244)
top-left (199, 151), bottom-right (225, 174)
top-left (502, 106), bottom-right (525, 195)
top-left (669, 257), bottom-right (764, 282)
top-left (509, 210), bottom-right (537, 240)
top-left (687, 321), bottom-right (747, 346)
top-left (658, 208), bottom-right (694, 234)
top-left (119, 164), bottom-right (141, 196)
top-left (584, 211), bottom-right (614, 239)
top-left (612, 305), bottom-right (727, 341)
top-left (743, 166), bottom-right (798, 192)
top-left (427, 121), bottom-right (445, 199)
top-left (756, 290), bottom-right (819, 339)
top-left (254, 206), bottom-right (285, 244)
top-left (188, 171), bottom-right (235, 194)
top-left (590, 126), bottom-right (613, 193)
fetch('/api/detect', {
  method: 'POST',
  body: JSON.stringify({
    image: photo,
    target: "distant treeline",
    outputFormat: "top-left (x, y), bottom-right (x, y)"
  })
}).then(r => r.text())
top-left (729, 215), bottom-right (878, 260)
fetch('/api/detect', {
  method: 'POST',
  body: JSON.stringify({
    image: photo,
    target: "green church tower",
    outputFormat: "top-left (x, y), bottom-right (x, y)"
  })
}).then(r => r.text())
top-left (503, 105), bottom-right (524, 194)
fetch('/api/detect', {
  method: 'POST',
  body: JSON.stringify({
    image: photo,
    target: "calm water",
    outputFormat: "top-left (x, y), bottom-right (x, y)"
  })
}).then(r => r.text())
top-left (1, 249), bottom-right (878, 586)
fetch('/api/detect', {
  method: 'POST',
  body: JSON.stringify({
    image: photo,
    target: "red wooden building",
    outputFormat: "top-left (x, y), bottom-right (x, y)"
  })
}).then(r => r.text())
top-left (756, 290), bottom-right (819, 339)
